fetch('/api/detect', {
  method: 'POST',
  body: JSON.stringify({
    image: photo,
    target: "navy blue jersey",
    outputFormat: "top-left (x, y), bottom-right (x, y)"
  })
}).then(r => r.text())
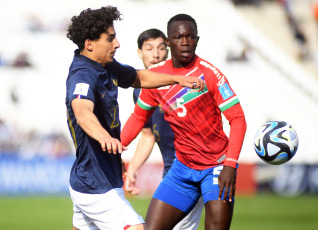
top-left (66, 50), bottom-right (136, 194)
top-left (133, 88), bottom-right (175, 177)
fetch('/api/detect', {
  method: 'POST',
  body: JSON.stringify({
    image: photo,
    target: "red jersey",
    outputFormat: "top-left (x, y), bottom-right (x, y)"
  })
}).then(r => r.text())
top-left (121, 56), bottom-right (246, 169)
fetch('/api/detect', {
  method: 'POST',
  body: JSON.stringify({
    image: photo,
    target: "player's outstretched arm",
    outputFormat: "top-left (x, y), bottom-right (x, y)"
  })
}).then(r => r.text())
top-left (72, 98), bottom-right (126, 154)
top-left (131, 70), bottom-right (205, 91)
top-left (125, 127), bottom-right (155, 194)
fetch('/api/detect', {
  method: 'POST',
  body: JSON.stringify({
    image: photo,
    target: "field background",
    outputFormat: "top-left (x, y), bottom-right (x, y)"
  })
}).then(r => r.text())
top-left (0, 194), bottom-right (317, 230)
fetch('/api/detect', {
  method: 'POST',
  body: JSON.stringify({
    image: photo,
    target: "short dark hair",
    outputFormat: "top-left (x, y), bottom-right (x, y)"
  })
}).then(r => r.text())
top-left (137, 28), bottom-right (167, 49)
top-left (167, 14), bottom-right (198, 35)
top-left (67, 6), bottom-right (122, 50)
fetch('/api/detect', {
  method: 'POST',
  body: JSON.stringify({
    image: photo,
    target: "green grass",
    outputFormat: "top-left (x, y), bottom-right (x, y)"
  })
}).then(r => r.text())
top-left (232, 194), bottom-right (318, 230)
top-left (0, 194), bottom-right (317, 230)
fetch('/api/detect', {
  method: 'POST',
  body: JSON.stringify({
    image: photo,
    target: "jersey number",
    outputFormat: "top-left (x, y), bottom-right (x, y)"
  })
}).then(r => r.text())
top-left (213, 166), bottom-right (223, 185)
top-left (152, 124), bottom-right (160, 141)
top-left (176, 98), bottom-right (187, 117)
top-left (110, 106), bottom-right (120, 128)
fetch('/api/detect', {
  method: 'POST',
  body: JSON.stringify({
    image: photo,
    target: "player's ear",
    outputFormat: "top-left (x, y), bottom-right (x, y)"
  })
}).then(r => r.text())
top-left (165, 38), bottom-right (169, 47)
top-left (167, 38), bottom-right (170, 47)
top-left (85, 39), bottom-right (93, 52)
top-left (137, 49), bottom-right (143, 60)
top-left (197, 36), bottom-right (200, 43)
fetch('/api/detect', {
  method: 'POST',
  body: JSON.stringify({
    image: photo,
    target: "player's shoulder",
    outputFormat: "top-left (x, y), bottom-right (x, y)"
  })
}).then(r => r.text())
top-left (196, 56), bottom-right (219, 73)
top-left (196, 56), bottom-right (225, 82)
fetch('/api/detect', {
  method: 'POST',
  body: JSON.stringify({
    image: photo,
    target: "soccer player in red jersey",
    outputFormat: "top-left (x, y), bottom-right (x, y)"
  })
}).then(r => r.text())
top-left (121, 14), bottom-right (247, 230)
top-left (125, 28), bottom-right (204, 230)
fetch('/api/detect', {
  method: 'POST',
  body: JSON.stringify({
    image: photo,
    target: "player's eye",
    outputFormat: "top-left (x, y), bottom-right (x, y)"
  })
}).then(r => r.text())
top-left (107, 36), bottom-right (115, 42)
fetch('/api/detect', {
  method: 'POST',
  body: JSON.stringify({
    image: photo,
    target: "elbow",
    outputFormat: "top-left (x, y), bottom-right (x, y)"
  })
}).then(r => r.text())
top-left (75, 113), bottom-right (86, 129)
top-left (230, 114), bottom-right (247, 133)
top-left (240, 116), bottom-right (247, 134)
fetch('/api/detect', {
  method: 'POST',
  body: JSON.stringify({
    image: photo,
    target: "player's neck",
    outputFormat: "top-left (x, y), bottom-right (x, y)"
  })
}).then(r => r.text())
top-left (171, 55), bottom-right (196, 68)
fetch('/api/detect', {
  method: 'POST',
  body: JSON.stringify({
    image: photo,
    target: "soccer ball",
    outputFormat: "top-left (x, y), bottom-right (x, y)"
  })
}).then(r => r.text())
top-left (254, 121), bottom-right (299, 165)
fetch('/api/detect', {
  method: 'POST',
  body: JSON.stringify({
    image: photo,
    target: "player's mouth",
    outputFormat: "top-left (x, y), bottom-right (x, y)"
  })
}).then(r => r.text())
top-left (180, 50), bottom-right (193, 58)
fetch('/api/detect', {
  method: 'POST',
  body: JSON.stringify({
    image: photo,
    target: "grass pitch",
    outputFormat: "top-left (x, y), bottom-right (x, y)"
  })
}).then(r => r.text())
top-left (0, 194), bottom-right (317, 230)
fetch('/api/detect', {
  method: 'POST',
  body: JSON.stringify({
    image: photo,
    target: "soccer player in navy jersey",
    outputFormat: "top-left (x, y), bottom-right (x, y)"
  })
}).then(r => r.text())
top-left (124, 28), bottom-right (204, 230)
top-left (65, 7), bottom-right (204, 230)
top-left (121, 14), bottom-right (247, 230)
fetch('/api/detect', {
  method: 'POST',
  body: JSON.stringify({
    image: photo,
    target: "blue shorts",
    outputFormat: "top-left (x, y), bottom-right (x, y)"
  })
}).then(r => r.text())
top-left (153, 159), bottom-right (237, 213)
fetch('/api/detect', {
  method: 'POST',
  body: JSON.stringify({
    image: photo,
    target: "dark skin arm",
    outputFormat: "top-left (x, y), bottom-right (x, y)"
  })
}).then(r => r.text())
top-left (218, 165), bottom-right (236, 202)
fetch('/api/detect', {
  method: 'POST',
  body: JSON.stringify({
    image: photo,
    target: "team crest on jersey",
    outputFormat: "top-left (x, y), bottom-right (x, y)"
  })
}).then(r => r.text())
top-left (112, 79), bottom-right (118, 87)
top-left (218, 83), bottom-right (233, 100)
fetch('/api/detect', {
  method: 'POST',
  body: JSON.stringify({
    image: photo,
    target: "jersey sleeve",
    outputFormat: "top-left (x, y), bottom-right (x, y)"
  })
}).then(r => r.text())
top-left (222, 103), bottom-right (247, 167)
top-left (133, 88), bottom-right (151, 128)
top-left (204, 67), bottom-right (240, 112)
top-left (204, 65), bottom-right (247, 168)
top-left (66, 69), bottom-right (97, 106)
top-left (110, 59), bottom-right (137, 88)
top-left (121, 103), bottom-right (155, 147)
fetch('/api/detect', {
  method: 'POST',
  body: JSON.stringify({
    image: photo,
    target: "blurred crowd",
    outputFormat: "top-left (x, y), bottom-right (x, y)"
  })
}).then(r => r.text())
top-left (0, 12), bottom-right (68, 69)
top-left (0, 118), bottom-right (73, 159)
top-left (231, 0), bottom-right (318, 72)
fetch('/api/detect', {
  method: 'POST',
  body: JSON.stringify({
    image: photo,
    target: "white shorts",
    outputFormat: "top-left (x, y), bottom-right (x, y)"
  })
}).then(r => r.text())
top-left (69, 186), bottom-right (145, 230)
top-left (173, 196), bottom-right (204, 230)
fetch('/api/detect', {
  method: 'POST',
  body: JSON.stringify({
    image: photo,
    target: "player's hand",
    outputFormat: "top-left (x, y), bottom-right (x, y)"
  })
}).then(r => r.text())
top-left (99, 136), bottom-right (128, 154)
top-left (218, 165), bottom-right (236, 202)
top-left (124, 165), bottom-right (141, 195)
top-left (177, 76), bottom-right (205, 92)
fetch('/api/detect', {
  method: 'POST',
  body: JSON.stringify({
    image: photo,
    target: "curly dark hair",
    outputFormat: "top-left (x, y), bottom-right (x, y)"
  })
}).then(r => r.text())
top-left (67, 6), bottom-right (122, 50)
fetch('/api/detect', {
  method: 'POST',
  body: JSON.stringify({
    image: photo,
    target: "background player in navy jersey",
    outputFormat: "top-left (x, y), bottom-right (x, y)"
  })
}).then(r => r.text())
top-left (65, 7), bottom-right (204, 230)
top-left (124, 28), bottom-right (204, 230)
top-left (121, 14), bottom-right (247, 230)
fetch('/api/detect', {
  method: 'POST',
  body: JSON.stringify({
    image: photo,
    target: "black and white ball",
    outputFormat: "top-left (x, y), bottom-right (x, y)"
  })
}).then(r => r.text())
top-left (254, 121), bottom-right (299, 165)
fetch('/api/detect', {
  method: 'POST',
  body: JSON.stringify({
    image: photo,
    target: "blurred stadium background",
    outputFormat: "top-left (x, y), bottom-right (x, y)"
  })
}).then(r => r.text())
top-left (0, 0), bottom-right (318, 229)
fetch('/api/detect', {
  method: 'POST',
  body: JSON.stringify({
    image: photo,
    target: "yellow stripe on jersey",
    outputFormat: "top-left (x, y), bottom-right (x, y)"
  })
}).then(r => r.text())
top-left (67, 108), bottom-right (77, 150)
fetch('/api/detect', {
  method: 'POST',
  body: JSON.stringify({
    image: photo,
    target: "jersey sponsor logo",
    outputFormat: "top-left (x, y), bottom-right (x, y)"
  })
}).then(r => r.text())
top-left (73, 83), bottom-right (89, 96)
top-left (200, 60), bottom-right (223, 80)
top-left (200, 60), bottom-right (218, 73)
top-left (218, 83), bottom-right (233, 100)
